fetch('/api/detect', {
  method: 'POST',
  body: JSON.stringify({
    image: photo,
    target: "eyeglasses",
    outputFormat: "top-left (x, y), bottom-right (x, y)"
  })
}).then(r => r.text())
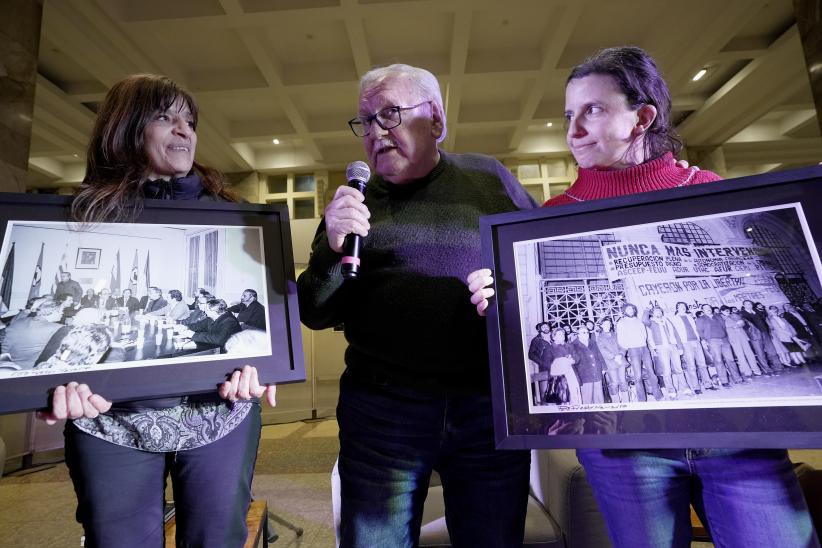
top-left (348, 101), bottom-right (429, 137)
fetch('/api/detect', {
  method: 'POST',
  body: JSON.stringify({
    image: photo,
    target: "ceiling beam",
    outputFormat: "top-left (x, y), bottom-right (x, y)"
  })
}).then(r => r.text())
top-left (43, 0), bottom-right (139, 85)
top-left (663, 0), bottom-right (770, 89)
top-left (340, 0), bottom-right (372, 77)
top-left (678, 25), bottom-right (809, 146)
top-left (442, 8), bottom-right (471, 151)
top-left (779, 109), bottom-right (818, 136)
top-left (28, 157), bottom-right (65, 179)
top-left (29, 120), bottom-right (81, 158)
top-left (237, 30), bottom-right (324, 162)
top-left (508, 1), bottom-right (585, 150)
top-left (117, 0), bottom-right (559, 33)
top-left (44, 0), bottom-right (254, 173)
top-left (34, 75), bottom-right (95, 145)
top-left (722, 137), bottom-right (822, 165)
top-left (216, 0), bottom-right (323, 162)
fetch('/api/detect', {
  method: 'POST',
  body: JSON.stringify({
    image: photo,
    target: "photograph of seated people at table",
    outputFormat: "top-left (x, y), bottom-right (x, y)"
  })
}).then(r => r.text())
top-left (0, 220), bottom-right (272, 377)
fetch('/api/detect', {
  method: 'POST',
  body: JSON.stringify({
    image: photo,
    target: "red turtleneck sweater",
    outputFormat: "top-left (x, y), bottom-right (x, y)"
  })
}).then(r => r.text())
top-left (543, 152), bottom-right (722, 207)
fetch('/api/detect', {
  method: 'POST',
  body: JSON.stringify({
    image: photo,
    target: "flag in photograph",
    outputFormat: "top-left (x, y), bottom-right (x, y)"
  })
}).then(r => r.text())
top-left (143, 250), bottom-right (150, 295)
top-left (28, 242), bottom-right (44, 301)
top-left (129, 249), bottom-right (139, 294)
top-left (110, 249), bottom-right (121, 293)
top-left (0, 242), bottom-right (15, 314)
top-left (52, 243), bottom-right (69, 293)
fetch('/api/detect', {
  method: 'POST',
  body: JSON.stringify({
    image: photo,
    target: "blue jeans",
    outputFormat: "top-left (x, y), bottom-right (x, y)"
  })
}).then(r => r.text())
top-left (626, 346), bottom-right (663, 401)
top-left (707, 338), bottom-right (742, 383)
top-left (336, 369), bottom-right (530, 548)
top-left (577, 448), bottom-right (819, 548)
top-left (65, 405), bottom-right (261, 548)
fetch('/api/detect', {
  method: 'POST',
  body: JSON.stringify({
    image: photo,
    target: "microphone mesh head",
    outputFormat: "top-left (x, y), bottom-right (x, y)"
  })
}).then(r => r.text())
top-left (346, 161), bottom-right (371, 184)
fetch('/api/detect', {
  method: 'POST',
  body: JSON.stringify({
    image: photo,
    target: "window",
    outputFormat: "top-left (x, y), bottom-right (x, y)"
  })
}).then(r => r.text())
top-left (524, 185), bottom-right (544, 204)
top-left (261, 171), bottom-right (325, 220)
top-left (266, 174), bottom-right (287, 194)
top-left (187, 234), bottom-right (200, 297)
top-left (542, 280), bottom-right (625, 328)
top-left (657, 222), bottom-right (716, 245)
top-left (538, 234), bottom-right (617, 279)
top-left (294, 174), bottom-right (316, 192)
top-left (293, 198), bottom-right (316, 219)
top-left (746, 224), bottom-right (801, 274)
top-left (186, 229), bottom-right (218, 295)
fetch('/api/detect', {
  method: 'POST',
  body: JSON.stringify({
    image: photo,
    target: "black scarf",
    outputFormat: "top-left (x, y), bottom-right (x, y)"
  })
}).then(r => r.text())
top-left (143, 172), bottom-right (203, 200)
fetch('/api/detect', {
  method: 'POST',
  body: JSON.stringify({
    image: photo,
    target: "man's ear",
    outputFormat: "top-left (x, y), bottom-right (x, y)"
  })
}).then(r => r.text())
top-left (633, 104), bottom-right (657, 136)
top-left (431, 101), bottom-right (445, 140)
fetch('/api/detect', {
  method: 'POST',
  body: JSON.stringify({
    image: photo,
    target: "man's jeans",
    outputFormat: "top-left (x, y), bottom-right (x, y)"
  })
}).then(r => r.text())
top-left (680, 339), bottom-right (709, 389)
top-left (578, 448), bottom-right (819, 548)
top-left (706, 337), bottom-right (742, 383)
top-left (750, 334), bottom-right (782, 373)
top-left (626, 346), bottom-right (663, 401)
top-left (336, 369), bottom-right (530, 548)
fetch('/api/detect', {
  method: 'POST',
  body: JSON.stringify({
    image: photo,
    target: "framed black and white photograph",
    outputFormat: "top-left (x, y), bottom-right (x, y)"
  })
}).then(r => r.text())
top-left (481, 165), bottom-right (822, 449)
top-left (0, 193), bottom-right (306, 414)
top-left (75, 247), bottom-right (101, 269)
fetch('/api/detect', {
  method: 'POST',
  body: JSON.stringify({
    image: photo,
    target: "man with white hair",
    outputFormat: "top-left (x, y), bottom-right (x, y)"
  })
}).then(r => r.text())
top-left (1, 297), bottom-right (70, 369)
top-left (298, 64), bottom-right (534, 546)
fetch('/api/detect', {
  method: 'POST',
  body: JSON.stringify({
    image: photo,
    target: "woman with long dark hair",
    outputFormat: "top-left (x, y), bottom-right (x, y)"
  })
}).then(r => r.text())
top-left (469, 47), bottom-right (818, 547)
top-left (38, 74), bottom-right (276, 548)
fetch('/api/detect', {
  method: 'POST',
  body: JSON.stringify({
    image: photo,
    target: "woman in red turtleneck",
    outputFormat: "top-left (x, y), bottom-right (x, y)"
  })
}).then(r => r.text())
top-left (547, 65), bottom-right (721, 206)
top-left (543, 150), bottom-right (720, 206)
top-left (469, 47), bottom-right (818, 548)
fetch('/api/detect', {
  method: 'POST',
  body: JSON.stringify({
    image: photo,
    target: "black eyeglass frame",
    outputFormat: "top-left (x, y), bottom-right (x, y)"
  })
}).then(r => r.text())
top-left (347, 101), bottom-right (430, 137)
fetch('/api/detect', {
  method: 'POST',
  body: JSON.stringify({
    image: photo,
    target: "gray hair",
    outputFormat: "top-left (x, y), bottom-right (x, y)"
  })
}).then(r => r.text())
top-left (34, 298), bottom-right (62, 319)
top-left (359, 64), bottom-right (447, 143)
top-left (206, 298), bottom-right (228, 314)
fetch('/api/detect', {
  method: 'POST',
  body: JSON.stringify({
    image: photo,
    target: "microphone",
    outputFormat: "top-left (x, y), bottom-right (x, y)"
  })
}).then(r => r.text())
top-left (341, 160), bottom-right (371, 279)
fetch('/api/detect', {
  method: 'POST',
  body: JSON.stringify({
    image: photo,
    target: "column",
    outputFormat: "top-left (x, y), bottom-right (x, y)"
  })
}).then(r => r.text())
top-left (0, 0), bottom-right (43, 193)
top-left (794, 0), bottom-right (822, 135)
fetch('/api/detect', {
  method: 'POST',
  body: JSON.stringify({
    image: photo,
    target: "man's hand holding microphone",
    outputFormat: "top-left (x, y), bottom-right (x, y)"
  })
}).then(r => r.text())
top-left (325, 161), bottom-right (372, 279)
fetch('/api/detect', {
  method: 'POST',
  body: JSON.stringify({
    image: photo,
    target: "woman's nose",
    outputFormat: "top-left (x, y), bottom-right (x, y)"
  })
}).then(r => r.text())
top-left (174, 118), bottom-right (193, 137)
top-left (568, 116), bottom-right (585, 138)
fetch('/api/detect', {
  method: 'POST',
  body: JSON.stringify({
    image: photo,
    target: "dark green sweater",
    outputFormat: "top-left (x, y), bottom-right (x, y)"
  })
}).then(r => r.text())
top-left (298, 151), bottom-right (534, 393)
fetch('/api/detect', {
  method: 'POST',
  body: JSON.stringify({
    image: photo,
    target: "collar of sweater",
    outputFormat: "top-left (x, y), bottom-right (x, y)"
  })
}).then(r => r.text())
top-left (564, 153), bottom-right (698, 201)
top-left (374, 151), bottom-right (449, 196)
top-left (144, 172), bottom-right (204, 200)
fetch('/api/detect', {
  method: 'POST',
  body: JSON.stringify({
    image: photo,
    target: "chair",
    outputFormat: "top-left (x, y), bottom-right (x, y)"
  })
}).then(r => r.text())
top-left (164, 500), bottom-right (271, 548)
top-left (331, 450), bottom-right (611, 548)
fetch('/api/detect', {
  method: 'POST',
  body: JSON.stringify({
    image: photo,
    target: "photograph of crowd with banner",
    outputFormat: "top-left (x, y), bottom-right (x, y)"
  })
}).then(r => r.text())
top-left (515, 203), bottom-right (822, 414)
top-left (0, 220), bottom-right (271, 380)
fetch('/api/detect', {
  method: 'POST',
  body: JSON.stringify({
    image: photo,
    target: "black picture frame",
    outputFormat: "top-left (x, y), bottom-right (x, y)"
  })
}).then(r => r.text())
top-left (75, 247), bottom-right (101, 269)
top-left (481, 165), bottom-right (822, 449)
top-left (0, 193), bottom-right (305, 414)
